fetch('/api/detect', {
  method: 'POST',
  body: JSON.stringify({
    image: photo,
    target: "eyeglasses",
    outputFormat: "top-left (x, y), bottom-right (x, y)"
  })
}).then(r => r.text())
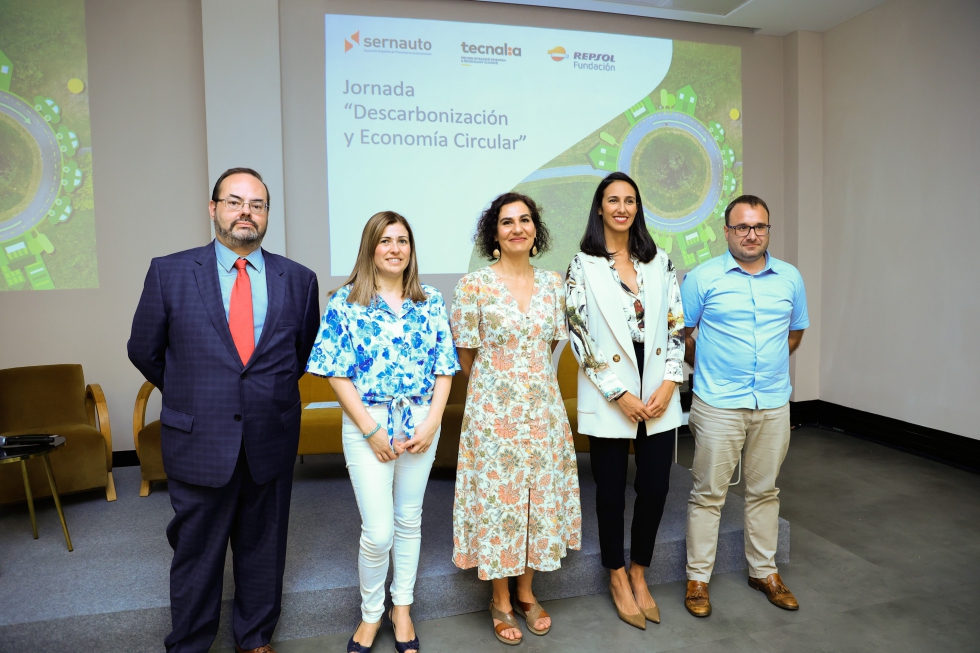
top-left (216, 198), bottom-right (269, 215)
top-left (728, 223), bottom-right (771, 236)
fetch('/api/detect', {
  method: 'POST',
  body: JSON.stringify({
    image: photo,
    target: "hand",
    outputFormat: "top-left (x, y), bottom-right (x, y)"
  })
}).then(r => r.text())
top-left (365, 427), bottom-right (398, 463)
top-left (615, 392), bottom-right (654, 423)
top-left (645, 380), bottom-right (678, 418)
top-left (403, 418), bottom-right (438, 455)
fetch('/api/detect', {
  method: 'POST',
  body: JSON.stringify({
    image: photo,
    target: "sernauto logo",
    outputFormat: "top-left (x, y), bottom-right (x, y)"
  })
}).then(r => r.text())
top-left (572, 50), bottom-right (616, 72)
top-left (548, 46), bottom-right (567, 62)
top-left (344, 30), bottom-right (433, 55)
top-left (344, 30), bottom-right (359, 52)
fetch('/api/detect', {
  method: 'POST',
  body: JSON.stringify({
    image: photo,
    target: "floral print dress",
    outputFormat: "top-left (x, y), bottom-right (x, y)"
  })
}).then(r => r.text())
top-left (450, 266), bottom-right (582, 580)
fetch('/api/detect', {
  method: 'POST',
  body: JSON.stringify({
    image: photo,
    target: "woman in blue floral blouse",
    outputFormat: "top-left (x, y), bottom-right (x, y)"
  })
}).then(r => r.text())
top-left (306, 211), bottom-right (459, 653)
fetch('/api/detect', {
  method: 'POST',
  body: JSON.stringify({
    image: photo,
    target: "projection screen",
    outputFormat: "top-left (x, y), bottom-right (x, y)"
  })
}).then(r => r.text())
top-left (0, 0), bottom-right (97, 291)
top-left (325, 14), bottom-right (741, 278)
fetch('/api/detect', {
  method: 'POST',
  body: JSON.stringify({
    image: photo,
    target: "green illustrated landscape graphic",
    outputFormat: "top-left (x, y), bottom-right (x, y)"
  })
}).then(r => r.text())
top-left (469, 41), bottom-right (741, 278)
top-left (0, 0), bottom-right (97, 291)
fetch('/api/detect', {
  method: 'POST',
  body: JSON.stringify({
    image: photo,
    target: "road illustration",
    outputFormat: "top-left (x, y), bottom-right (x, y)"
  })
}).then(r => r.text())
top-left (0, 89), bottom-right (62, 242)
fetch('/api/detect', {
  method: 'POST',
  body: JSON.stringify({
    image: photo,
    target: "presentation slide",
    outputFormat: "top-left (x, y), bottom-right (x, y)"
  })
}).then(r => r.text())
top-left (0, 0), bottom-right (97, 291)
top-left (325, 15), bottom-right (741, 277)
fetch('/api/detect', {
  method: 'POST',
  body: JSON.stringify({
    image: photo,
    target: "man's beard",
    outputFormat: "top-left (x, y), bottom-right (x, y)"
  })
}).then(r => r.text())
top-left (214, 217), bottom-right (266, 249)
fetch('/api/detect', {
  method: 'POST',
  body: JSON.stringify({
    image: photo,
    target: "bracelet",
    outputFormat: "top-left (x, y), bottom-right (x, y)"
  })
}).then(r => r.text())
top-left (362, 423), bottom-right (382, 439)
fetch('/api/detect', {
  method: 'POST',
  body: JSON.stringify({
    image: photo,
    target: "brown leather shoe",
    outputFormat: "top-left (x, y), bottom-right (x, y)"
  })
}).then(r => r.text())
top-left (748, 572), bottom-right (799, 610)
top-left (684, 580), bottom-right (711, 617)
top-left (235, 645), bottom-right (277, 653)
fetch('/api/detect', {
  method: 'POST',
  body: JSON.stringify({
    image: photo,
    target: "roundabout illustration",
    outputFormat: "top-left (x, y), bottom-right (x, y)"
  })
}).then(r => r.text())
top-left (0, 90), bottom-right (64, 241)
top-left (513, 79), bottom-right (741, 271)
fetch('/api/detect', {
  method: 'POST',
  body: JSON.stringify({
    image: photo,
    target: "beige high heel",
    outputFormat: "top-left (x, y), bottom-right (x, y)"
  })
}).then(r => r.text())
top-left (611, 584), bottom-right (646, 630)
top-left (640, 602), bottom-right (661, 624)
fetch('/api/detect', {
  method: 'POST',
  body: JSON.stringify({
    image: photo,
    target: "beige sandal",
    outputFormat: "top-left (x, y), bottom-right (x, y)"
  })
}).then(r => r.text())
top-left (514, 599), bottom-right (551, 636)
top-left (490, 600), bottom-right (523, 646)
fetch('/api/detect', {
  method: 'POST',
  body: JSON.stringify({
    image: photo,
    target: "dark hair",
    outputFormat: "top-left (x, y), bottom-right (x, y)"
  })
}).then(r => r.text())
top-left (473, 192), bottom-right (551, 260)
top-left (724, 195), bottom-right (769, 224)
top-left (580, 172), bottom-right (657, 262)
top-left (211, 167), bottom-right (270, 206)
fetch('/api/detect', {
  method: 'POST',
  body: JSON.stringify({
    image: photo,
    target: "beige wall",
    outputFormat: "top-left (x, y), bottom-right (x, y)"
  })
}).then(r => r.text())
top-left (821, 0), bottom-right (980, 438)
top-left (0, 0), bottom-right (209, 452)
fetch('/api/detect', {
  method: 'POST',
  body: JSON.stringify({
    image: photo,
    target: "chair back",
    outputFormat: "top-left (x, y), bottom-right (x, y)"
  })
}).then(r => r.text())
top-left (0, 365), bottom-right (88, 433)
top-left (447, 372), bottom-right (469, 405)
top-left (556, 344), bottom-right (578, 400)
top-left (299, 373), bottom-right (339, 403)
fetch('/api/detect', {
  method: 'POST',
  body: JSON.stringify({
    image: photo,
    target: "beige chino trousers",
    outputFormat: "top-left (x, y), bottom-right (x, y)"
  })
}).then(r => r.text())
top-left (685, 394), bottom-right (791, 583)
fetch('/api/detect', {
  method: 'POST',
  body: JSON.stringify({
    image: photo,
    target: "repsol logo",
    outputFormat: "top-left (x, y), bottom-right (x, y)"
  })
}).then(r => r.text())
top-left (573, 51), bottom-right (616, 62)
top-left (460, 41), bottom-right (522, 56)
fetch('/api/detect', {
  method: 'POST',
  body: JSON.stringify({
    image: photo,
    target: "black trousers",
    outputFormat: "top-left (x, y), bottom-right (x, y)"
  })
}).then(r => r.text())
top-left (164, 443), bottom-right (293, 653)
top-left (588, 341), bottom-right (674, 570)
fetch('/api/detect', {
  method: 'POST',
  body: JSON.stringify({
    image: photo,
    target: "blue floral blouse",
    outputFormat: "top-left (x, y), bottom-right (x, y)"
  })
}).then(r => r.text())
top-left (305, 283), bottom-right (459, 441)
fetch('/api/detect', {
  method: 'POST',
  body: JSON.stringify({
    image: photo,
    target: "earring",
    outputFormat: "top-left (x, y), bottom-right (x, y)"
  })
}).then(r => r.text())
top-left (531, 241), bottom-right (538, 256)
top-left (492, 242), bottom-right (500, 258)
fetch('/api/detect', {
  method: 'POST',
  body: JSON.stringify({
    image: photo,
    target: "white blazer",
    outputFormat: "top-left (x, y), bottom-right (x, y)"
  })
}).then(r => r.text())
top-left (576, 252), bottom-right (682, 438)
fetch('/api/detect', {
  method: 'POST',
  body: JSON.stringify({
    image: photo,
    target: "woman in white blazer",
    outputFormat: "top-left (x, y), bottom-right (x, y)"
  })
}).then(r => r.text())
top-left (565, 172), bottom-right (685, 630)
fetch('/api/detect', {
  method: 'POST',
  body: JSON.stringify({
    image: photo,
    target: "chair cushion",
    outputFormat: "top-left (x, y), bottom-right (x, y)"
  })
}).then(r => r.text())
top-left (137, 420), bottom-right (167, 482)
top-left (0, 423), bottom-right (108, 504)
top-left (0, 365), bottom-right (88, 433)
top-left (297, 406), bottom-right (343, 455)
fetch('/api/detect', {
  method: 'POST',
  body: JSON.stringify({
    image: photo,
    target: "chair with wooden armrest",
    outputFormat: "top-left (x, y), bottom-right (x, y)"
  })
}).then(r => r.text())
top-left (0, 364), bottom-right (115, 504)
top-left (132, 381), bottom-right (166, 496)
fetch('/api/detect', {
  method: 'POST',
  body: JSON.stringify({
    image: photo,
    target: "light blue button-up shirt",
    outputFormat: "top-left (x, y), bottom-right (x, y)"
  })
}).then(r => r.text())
top-left (681, 251), bottom-right (808, 410)
top-left (215, 240), bottom-right (268, 347)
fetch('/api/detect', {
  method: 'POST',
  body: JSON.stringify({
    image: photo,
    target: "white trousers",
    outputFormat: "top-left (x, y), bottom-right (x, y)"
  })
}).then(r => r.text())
top-left (342, 404), bottom-right (439, 623)
top-left (685, 395), bottom-right (791, 583)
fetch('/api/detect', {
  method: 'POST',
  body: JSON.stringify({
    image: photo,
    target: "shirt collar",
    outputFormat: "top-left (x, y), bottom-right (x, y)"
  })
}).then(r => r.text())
top-left (723, 249), bottom-right (774, 275)
top-left (215, 239), bottom-right (265, 273)
top-left (369, 293), bottom-right (417, 317)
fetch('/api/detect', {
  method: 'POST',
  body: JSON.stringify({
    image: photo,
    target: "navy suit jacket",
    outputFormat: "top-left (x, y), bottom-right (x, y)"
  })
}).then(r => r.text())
top-left (128, 242), bottom-right (320, 487)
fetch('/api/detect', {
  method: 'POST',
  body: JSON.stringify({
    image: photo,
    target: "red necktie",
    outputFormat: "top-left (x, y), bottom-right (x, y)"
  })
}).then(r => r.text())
top-left (229, 258), bottom-right (254, 365)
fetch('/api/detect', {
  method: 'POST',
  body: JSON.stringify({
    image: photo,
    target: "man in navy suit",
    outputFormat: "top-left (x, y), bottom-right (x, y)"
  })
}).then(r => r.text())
top-left (128, 168), bottom-right (320, 653)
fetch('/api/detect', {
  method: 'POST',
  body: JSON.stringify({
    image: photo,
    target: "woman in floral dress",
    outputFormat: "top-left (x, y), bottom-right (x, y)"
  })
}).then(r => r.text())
top-left (450, 192), bottom-right (581, 645)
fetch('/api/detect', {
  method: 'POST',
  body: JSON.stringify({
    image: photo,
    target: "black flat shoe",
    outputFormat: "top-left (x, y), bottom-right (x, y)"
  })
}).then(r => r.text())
top-left (348, 620), bottom-right (380, 653)
top-left (347, 635), bottom-right (372, 653)
top-left (388, 607), bottom-right (420, 653)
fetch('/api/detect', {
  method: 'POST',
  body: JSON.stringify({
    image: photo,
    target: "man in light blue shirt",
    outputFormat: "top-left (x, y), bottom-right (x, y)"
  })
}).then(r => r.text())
top-left (680, 195), bottom-right (808, 618)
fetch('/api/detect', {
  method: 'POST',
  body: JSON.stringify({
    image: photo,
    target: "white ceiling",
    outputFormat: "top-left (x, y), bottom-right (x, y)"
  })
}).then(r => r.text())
top-left (472, 0), bottom-right (890, 36)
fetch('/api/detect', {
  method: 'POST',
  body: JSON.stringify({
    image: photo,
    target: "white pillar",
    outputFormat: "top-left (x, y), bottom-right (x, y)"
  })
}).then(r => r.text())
top-left (783, 31), bottom-right (823, 401)
top-left (201, 0), bottom-right (286, 255)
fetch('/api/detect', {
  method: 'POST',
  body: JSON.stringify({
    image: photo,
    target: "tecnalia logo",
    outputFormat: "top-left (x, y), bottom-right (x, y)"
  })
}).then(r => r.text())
top-left (548, 46), bottom-right (567, 62)
top-left (345, 30), bottom-right (433, 53)
top-left (460, 41), bottom-right (522, 56)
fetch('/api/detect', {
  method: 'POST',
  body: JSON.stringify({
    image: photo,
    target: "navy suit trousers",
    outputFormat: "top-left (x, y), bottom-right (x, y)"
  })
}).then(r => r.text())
top-left (164, 444), bottom-right (293, 653)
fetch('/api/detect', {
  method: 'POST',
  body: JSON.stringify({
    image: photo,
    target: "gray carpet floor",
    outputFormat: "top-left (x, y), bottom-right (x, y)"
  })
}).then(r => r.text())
top-left (0, 449), bottom-right (785, 652)
top-left (223, 427), bottom-right (980, 653)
